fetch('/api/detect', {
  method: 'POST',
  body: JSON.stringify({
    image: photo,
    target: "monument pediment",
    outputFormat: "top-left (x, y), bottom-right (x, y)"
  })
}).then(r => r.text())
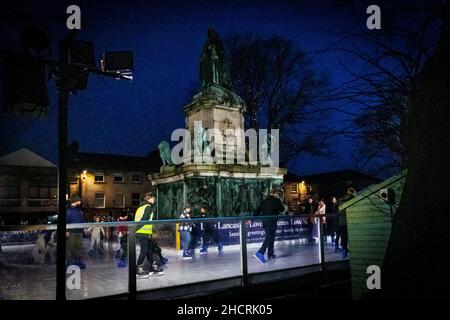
top-left (185, 84), bottom-right (245, 115)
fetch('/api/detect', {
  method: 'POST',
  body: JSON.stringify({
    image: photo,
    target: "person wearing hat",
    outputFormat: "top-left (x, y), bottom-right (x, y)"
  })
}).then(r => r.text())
top-left (179, 204), bottom-right (194, 259)
top-left (66, 194), bottom-right (86, 269)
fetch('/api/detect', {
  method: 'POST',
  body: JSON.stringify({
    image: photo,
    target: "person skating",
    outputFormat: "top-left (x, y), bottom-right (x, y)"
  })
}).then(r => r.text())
top-left (315, 199), bottom-right (327, 243)
top-left (135, 192), bottom-right (164, 278)
top-left (253, 188), bottom-right (285, 263)
top-left (199, 206), bottom-right (223, 254)
top-left (179, 204), bottom-right (194, 259)
top-left (87, 216), bottom-right (105, 257)
top-left (151, 240), bottom-right (169, 266)
top-left (66, 195), bottom-right (86, 269)
top-left (116, 211), bottom-right (128, 268)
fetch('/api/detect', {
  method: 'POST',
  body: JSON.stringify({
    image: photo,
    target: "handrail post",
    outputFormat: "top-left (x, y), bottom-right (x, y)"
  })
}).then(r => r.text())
top-left (128, 225), bottom-right (137, 300)
top-left (318, 218), bottom-right (325, 270)
top-left (240, 219), bottom-right (249, 286)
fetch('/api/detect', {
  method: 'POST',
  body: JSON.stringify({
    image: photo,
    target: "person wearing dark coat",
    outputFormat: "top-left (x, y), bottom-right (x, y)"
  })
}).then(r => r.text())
top-left (199, 206), bottom-right (223, 254)
top-left (304, 197), bottom-right (317, 243)
top-left (66, 194), bottom-right (86, 269)
top-left (253, 188), bottom-right (285, 263)
top-left (335, 188), bottom-right (356, 258)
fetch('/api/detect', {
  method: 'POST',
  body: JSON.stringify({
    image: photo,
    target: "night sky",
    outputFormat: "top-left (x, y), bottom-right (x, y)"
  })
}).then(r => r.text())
top-left (0, 0), bottom-right (381, 176)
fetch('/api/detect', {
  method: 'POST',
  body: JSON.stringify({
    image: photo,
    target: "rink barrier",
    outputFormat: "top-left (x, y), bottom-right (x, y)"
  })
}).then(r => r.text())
top-left (0, 214), bottom-right (339, 300)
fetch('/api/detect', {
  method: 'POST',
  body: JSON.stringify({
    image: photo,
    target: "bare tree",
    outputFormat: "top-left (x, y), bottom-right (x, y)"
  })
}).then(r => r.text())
top-left (224, 34), bottom-right (331, 166)
top-left (331, 1), bottom-right (449, 298)
top-left (330, 1), bottom-right (444, 176)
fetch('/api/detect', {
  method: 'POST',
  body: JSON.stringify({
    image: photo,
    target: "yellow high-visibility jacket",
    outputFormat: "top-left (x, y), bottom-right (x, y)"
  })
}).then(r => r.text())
top-left (135, 203), bottom-right (154, 236)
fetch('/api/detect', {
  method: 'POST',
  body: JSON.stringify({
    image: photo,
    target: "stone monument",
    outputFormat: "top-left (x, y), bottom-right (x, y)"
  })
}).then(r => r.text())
top-left (151, 28), bottom-right (287, 218)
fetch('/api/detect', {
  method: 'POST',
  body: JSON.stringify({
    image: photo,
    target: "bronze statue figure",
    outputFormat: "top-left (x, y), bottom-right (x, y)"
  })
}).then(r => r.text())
top-left (199, 27), bottom-right (231, 90)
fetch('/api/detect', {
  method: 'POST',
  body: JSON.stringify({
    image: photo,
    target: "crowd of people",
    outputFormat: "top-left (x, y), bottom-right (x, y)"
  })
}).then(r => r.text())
top-left (61, 187), bottom-right (354, 278)
top-left (297, 188), bottom-right (356, 259)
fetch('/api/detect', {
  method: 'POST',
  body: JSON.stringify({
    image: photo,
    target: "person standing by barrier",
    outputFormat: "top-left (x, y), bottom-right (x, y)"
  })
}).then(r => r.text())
top-left (254, 188), bottom-right (285, 263)
top-left (116, 210), bottom-right (128, 268)
top-left (336, 188), bottom-right (355, 258)
top-left (135, 192), bottom-right (164, 278)
top-left (87, 216), bottom-right (105, 257)
top-left (66, 194), bottom-right (86, 269)
top-left (179, 204), bottom-right (193, 259)
top-left (305, 197), bottom-right (317, 243)
top-left (189, 209), bottom-right (202, 254)
top-left (199, 206), bottom-right (223, 254)
top-left (328, 197), bottom-right (339, 244)
top-left (315, 199), bottom-right (327, 243)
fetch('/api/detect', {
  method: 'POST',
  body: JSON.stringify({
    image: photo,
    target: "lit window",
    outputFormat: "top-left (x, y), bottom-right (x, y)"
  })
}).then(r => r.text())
top-left (94, 192), bottom-right (105, 208)
top-left (94, 173), bottom-right (105, 183)
top-left (290, 184), bottom-right (298, 194)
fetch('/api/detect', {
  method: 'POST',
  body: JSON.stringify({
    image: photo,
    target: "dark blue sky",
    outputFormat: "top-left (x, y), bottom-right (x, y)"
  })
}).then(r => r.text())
top-left (0, 0), bottom-right (380, 175)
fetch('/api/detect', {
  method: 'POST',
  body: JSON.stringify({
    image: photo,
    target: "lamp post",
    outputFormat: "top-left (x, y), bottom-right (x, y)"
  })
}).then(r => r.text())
top-left (2, 27), bottom-right (133, 300)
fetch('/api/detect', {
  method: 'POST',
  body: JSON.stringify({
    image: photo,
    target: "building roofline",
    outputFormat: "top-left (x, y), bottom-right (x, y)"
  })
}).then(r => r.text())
top-left (284, 168), bottom-right (380, 182)
top-left (339, 169), bottom-right (407, 210)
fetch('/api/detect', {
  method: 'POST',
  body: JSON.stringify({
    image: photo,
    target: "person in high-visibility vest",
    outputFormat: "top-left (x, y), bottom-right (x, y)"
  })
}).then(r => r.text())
top-left (135, 192), bottom-right (164, 278)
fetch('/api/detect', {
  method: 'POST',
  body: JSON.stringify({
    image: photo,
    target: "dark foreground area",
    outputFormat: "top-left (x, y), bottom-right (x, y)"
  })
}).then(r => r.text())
top-left (179, 269), bottom-right (352, 301)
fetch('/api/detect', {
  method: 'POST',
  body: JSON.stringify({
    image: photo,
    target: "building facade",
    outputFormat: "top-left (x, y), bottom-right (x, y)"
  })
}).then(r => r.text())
top-left (284, 170), bottom-right (381, 214)
top-left (0, 146), bottom-right (162, 225)
top-left (68, 144), bottom-right (161, 221)
top-left (0, 148), bottom-right (58, 225)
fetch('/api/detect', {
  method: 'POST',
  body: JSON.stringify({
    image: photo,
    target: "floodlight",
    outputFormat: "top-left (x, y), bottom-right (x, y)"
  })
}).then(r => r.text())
top-left (101, 51), bottom-right (133, 79)
top-left (65, 40), bottom-right (96, 68)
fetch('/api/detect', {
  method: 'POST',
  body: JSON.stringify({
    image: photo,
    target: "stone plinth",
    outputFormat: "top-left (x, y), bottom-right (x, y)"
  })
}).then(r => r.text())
top-left (151, 164), bottom-right (286, 218)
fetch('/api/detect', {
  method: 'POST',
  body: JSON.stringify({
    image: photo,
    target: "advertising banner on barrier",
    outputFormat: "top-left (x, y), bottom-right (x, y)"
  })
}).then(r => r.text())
top-left (214, 217), bottom-right (312, 245)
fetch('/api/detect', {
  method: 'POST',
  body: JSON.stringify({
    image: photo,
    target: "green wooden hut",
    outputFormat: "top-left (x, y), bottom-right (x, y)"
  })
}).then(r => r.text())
top-left (339, 170), bottom-right (407, 299)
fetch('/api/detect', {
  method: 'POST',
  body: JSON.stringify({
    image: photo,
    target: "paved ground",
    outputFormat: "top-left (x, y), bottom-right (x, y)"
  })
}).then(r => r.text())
top-left (0, 237), bottom-right (345, 300)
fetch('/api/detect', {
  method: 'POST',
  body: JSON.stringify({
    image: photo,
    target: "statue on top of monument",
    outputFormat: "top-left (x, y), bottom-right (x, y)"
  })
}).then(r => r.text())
top-left (200, 28), bottom-right (231, 90)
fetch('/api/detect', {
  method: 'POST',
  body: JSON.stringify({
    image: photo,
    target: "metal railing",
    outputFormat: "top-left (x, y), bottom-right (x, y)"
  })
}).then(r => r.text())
top-left (0, 214), bottom-right (341, 300)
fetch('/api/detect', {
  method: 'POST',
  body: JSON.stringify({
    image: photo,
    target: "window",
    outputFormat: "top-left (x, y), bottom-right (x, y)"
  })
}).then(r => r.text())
top-left (131, 174), bottom-right (141, 183)
top-left (29, 176), bottom-right (57, 199)
top-left (114, 173), bottom-right (124, 183)
top-left (114, 193), bottom-right (125, 208)
top-left (94, 173), bottom-right (105, 183)
top-left (290, 184), bottom-right (298, 194)
top-left (131, 193), bottom-right (141, 207)
top-left (0, 177), bottom-right (20, 199)
top-left (69, 176), bottom-right (79, 184)
top-left (94, 192), bottom-right (105, 208)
